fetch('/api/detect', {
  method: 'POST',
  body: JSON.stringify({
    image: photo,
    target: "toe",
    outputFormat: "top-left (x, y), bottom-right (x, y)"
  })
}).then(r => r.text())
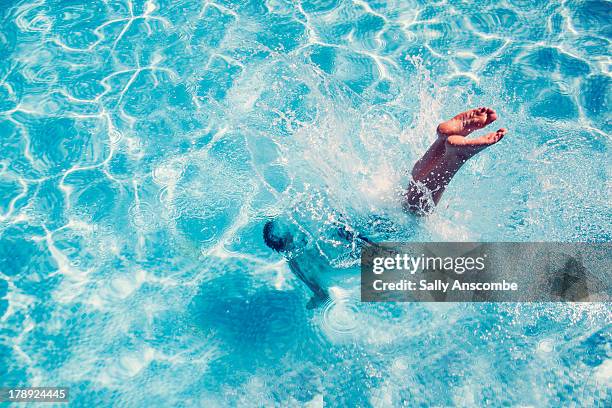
top-left (486, 108), bottom-right (497, 123)
top-left (491, 128), bottom-right (506, 142)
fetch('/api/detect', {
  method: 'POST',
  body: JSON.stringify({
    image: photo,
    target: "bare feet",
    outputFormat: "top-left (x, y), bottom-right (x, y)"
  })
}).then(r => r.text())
top-left (413, 107), bottom-right (501, 177)
top-left (405, 107), bottom-right (507, 215)
top-left (437, 107), bottom-right (497, 137)
top-left (446, 128), bottom-right (507, 158)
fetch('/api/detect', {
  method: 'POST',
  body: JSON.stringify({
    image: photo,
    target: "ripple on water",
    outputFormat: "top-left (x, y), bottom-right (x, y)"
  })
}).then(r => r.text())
top-left (333, 49), bottom-right (379, 94)
top-left (530, 88), bottom-right (579, 120)
top-left (300, 0), bottom-right (340, 14)
top-left (537, 339), bottom-right (555, 354)
top-left (469, 8), bottom-right (525, 37)
top-left (128, 201), bottom-right (158, 233)
top-left (2, 0), bottom-right (610, 403)
top-left (152, 160), bottom-right (185, 186)
top-left (316, 289), bottom-right (361, 343)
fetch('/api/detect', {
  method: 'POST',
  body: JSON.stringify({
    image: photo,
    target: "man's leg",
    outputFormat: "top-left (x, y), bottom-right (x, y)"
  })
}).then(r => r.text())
top-left (404, 107), bottom-right (507, 214)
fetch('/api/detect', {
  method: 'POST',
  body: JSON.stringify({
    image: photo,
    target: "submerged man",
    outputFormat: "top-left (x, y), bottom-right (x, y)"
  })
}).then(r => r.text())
top-left (264, 108), bottom-right (506, 306)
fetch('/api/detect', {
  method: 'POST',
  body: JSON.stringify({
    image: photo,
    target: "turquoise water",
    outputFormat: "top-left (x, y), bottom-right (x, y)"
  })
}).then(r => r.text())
top-left (0, 0), bottom-right (610, 405)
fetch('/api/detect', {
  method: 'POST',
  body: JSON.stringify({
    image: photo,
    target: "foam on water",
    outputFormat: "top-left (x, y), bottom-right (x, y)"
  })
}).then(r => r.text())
top-left (0, 0), bottom-right (610, 406)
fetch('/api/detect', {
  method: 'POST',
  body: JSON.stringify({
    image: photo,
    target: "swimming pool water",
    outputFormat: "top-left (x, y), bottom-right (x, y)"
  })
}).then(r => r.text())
top-left (0, 0), bottom-right (610, 406)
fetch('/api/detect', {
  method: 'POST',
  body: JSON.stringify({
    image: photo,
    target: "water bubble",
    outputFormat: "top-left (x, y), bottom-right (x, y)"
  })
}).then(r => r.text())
top-left (109, 128), bottom-right (123, 146)
top-left (152, 161), bottom-right (185, 186)
top-left (537, 339), bottom-right (554, 353)
top-left (128, 202), bottom-right (158, 232)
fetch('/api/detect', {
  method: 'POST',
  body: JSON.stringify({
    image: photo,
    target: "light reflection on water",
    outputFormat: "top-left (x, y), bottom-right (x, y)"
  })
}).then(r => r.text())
top-left (0, 0), bottom-right (610, 405)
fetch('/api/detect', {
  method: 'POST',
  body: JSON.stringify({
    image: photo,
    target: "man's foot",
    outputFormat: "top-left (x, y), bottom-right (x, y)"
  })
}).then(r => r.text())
top-left (446, 128), bottom-right (507, 157)
top-left (437, 107), bottom-right (497, 137)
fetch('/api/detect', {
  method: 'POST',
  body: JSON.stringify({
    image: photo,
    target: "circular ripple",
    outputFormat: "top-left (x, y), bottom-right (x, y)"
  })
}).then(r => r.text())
top-left (108, 128), bottom-right (123, 147)
top-left (128, 202), bottom-right (158, 232)
top-left (152, 161), bottom-right (185, 186)
top-left (537, 339), bottom-right (554, 353)
top-left (319, 294), bottom-right (360, 341)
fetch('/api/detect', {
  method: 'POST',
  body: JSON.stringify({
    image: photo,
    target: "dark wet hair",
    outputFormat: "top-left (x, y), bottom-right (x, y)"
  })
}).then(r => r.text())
top-left (263, 220), bottom-right (292, 252)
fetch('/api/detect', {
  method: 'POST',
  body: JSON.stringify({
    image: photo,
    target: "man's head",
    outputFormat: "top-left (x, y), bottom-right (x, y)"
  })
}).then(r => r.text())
top-left (263, 219), bottom-right (306, 253)
top-left (263, 219), bottom-right (293, 252)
